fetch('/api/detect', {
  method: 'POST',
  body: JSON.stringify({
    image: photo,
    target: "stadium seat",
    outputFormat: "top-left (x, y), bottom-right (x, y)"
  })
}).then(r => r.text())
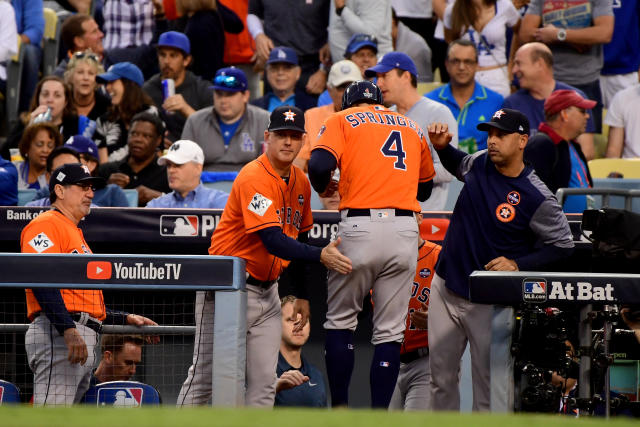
top-left (201, 171), bottom-right (238, 194)
top-left (0, 380), bottom-right (21, 404)
top-left (122, 189), bottom-right (139, 207)
top-left (5, 39), bottom-right (24, 129)
top-left (17, 189), bottom-right (37, 206)
top-left (588, 158), bottom-right (640, 179)
top-left (418, 81), bottom-right (444, 96)
top-left (593, 178), bottom-right (640, 212)
top-left (42, 8), bottom-right (61, 77)
top-left (82, 381), bottom-right (161, 407)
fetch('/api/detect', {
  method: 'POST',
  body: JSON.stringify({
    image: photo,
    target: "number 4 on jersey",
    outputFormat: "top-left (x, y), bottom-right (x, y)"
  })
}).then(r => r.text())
top-left (380, 130), bottom-right (406, 170)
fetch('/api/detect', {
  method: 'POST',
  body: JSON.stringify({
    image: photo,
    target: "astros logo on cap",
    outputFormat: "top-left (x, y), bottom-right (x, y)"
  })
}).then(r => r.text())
top-left (496, 202), bottom-right (515, 223)
top-left (283, 109), bottom-right (296, 122)
top-left (493, 110), bottom-right (505, 119)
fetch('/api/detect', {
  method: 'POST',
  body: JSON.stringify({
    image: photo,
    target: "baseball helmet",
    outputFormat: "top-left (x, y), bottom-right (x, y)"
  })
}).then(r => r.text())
top-left (341, 80), bottom-right (383, 110)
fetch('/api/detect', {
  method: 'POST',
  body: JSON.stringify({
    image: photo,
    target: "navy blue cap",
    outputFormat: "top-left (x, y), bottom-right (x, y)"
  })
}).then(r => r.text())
top-left (268, 106), bottom-right (305, 133)
top-left (156, 31), bottom-right (190, 55)
top-left (210, 67), bottom-right (248, 92)
top-left (97, 62), bottom-right (144, 87)
top-left (344, 33), bottom-right (378, 57)
top-left (266, 46), bottom-right (299, 65)
top-left (65, 135), bottom-right (99, 160)
top-left (477, 108), bottom-right (530, 135)
top-left (364, 52), bottom-right (418, 78)
top-left (49, 163), bottom-right (105, 194)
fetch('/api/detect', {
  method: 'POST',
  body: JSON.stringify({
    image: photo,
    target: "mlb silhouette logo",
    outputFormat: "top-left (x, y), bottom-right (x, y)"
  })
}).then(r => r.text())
top-left (0, 381), bottom-right (21, 404)
top-left (160, 215), bottom-right (199, 237)
top-left (97, 387), bottom-right (143, 407)
top-left (523, 280), bottom-right (547, 302)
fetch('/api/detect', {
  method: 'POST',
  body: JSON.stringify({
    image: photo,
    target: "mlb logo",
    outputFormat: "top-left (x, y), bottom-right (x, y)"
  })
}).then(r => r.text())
top-left (96, 387), bottom-right (143, 407)
top-left (160, 215), bottom-right (199, 237)
top-left (523, 279), bottom-right (547, 302)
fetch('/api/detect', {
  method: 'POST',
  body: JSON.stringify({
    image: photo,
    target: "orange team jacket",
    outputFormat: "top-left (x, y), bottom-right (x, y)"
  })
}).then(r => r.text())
top-left (402, 240), bottom-right (441, 354)
top-left (209, 153), bottom-right (314, 282)
top-left (296, 104), bottom-right (336, 168)
top-left (21, 210), bottom-right (106, 321)
top-left (313, 104), bottom-right (436, 212)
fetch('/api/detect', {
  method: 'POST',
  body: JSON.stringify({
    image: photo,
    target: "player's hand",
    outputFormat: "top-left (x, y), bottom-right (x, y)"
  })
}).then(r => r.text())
top-left (484, 256), bottom-right (519, 271)
top-left (276, 370), bottom-right (309, 392)
top-left (126, 314), bottom-right (161, 344)
top-left (107, 172), bottom-right (130, 188)
top-left (427, 123), bottom-right (454, 149)
top-left (306, 69), bottom-right (327, 95)
top-left (410, 302), bottom-right (429, 330)
top-left (162, 94), bottom-right (195, 117)
top-left (321, 237), bottom-right (352, 274)
top-left (292, 298), bottom-right (310, 333)
top-left (64, 327), bottom-right (88, 365)
top-left (136, 185), bottom-right (162, 205)
top-left (255, 33), bottom-right (274, 64)
top-left (319, 178), bottom-right (339, 198)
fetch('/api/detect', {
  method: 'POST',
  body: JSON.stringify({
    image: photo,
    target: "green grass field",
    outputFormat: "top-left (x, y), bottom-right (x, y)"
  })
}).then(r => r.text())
top-left (2, 407), bottom-right (638, 427)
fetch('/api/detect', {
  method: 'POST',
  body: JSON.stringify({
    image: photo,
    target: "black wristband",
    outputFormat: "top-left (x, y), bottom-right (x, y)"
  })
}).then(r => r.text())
top-left (336, 6), bottom-right (345, 16)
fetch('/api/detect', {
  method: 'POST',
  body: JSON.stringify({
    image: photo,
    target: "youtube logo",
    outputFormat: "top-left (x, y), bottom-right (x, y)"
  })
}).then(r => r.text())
top-left (420, 218), bottom-right (450, 241)
top-left (87, 261), bottom-right (112, 280)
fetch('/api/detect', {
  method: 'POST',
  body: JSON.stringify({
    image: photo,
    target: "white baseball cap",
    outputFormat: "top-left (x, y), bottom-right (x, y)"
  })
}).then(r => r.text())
top-left (158, 140), bottom-right (204, 165)
top-left (328, 60), bottom-right (362, 88)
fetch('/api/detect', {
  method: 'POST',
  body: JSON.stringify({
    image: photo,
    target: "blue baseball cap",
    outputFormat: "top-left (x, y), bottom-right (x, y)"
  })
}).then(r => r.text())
top-left (266, 46), bottom-right (298, 65)
top-left (97, 62), bottom-right (144, 87)
top-left (156, 31), bottom-right (190, 55)
top-left (364, 52), bottom-right (418, 79)
top-left (211, 67), bottom-right (248, 92)
top-left (65, 135), bottom-right (99, 160)
top-left (344, 33), bottom-right (378, 57)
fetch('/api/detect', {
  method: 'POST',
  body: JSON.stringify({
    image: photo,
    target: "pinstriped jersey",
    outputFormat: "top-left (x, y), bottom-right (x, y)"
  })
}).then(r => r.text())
top-left (209, 153), bottom-right (314, 281)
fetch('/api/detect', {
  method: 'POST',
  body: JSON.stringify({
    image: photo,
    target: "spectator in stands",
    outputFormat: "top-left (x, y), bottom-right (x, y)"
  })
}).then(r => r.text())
top-left (0, 0), bottom-right (18, 97)
top-left (11, 0), bottom-right (44, 113)
top-left (327, 0), bottom-right (392, 64)
top-left (146, 140), bottom-right (228, 208)
top-left (248, 0), bottom-right (330, 96)
top-left (605, 82), bottom-right (640, 159)
top-left (316, 34), bottom-right (377, 107)
top-left (177, 0), bottom-right (243, 82)
top-left (98, 112), bottom-right (170, 206)
top-left (95, 62), bottom-right (159, 163)
top-left (426, 39), bottom-right (504, 153)
top-left (391, 8), bottom-right (432, 83)
top-left (366, 52), bottom-right (458, 211)
top-left (181, 67), bottom-right (270, 172)
top-left (520, 0), bottom-right (613, 134)
top-left (251, 47), bottom-right (317, 113)
top-left (503, 43), bottom-right (596, 160)
top-left (525, 90), bottom-right (595, 213)
top-left (2, 76), bottom-right (80, 160)
top-left (0, 155), bottom-right (18, 206)
top-left (55, 14), bottom-right (105, 76)
top-left (295, 60), bottom-right (362, 171)
top-left (63, 50), bottom-right (110, 138)
top-left (16, 122), bottom-right (63, 190)
top-left (600, 0), bottom-right (639, 109)
top-left (143, 31), bottom-right (213, 142)
top-left (442, 0), bottom-right (520, 97)
top-left (92, 335), bottom-right (144, 384)
top-left (275, 295), bottom-right (327, 408)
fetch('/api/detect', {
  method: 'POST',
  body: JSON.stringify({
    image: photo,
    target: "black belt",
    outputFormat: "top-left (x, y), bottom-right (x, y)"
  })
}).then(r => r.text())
top-left (347, 208), bottom-right (414, 217)
top-left (71, 313), bottom-right (103, 334)
top-left (400, 347), bottom-right (429, 364)
top-left (246, 275), bottom-right (277, 289)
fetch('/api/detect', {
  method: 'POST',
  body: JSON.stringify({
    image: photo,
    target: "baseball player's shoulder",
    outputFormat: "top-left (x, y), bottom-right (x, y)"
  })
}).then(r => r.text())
top-left (21, 210), bottom-right (65, 253)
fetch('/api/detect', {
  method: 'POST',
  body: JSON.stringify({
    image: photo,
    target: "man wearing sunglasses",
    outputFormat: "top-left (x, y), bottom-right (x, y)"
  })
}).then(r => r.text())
top-left (182, 67), bottom-right (270, 172)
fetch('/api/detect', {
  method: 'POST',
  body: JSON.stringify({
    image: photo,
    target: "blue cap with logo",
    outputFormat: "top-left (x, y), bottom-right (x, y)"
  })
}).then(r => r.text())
top-left (97, 62), bottom-right (145, 87)
top-left (364, 51), bottom-right (418, 79)
top-left (65, 135), bottom-right (99, 160)
top-left (211, 67), bottom-right (248, 92)
top-left (344, 33), bottom-right (378, 57)
top-left (156, 31), bottom-right (190, 55)
top-left (266, 46), bottom-right (299, 65)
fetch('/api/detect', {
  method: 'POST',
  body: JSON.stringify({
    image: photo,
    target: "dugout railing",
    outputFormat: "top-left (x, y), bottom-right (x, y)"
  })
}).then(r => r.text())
top-left (0, 253), bottom-right (247, 407)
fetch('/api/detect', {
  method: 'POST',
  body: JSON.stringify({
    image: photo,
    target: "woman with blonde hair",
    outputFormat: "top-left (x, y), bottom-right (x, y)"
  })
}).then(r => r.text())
top-left (64, 49), bottom-right (111, 123)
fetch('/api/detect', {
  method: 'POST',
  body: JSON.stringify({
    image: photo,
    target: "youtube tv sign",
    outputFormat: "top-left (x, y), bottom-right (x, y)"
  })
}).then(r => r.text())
top-left (87, 261), bottom-right (112, 279)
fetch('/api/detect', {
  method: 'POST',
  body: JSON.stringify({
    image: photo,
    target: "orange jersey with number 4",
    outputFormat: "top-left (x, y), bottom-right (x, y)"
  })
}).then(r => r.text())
top-left (209, 154), bottom-right (314, 281)
top-left (314, 105), bottom-right (435, 211)
top-left (402, 240), bottom-right (441, 354)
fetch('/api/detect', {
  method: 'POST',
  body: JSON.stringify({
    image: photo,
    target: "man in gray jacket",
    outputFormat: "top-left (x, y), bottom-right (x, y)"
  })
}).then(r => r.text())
top-left (181, 67), bottom-right (271, 172)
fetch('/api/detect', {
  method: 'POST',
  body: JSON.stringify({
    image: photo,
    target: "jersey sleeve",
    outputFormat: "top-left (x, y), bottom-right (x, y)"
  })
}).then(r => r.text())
top-left (313, 113), bottom-right (345, 164)
top-left (21, 220), bottom-right (63, 254)
top-left (418, 135), bottom-right (437, 182)
top-left (235, 173), bottom-right (283, 234)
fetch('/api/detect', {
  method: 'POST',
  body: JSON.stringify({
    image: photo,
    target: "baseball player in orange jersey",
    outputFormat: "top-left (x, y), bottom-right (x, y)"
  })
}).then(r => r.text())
top-left (177, 106), bottom-right (352, 407)
top-left (308, 80), bottom-right (436, 408)
top-left (389, 214), bottom-right (441, 411)
top-left (21, 163), bottom-right (157, 406)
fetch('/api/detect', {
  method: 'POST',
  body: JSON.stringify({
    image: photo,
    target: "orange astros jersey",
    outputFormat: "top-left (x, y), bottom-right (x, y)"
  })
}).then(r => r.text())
top-left (209, 153), bottom-right (314, 281)
top-left (21, 210), bottom-right (106, 321)
top-left (402, 240), bottom-right (441, 354)
top-left (313, 104), bottom-right (435, 211)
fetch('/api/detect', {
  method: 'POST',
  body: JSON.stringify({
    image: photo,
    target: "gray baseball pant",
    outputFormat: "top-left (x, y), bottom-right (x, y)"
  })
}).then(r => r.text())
top-left (389, 352), bottom-right (431, 411)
